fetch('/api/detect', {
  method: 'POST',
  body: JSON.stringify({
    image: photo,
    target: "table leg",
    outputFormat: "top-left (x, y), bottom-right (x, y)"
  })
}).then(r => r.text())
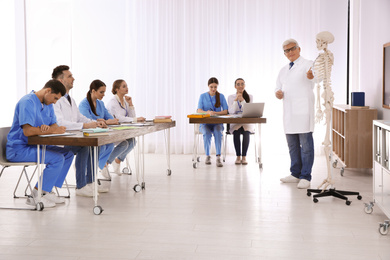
top-left (91, 146), bottom-right (103, 215)
top-left (257, 124), bottom-right (263, 169)
top-left (164, 128), bottom-right (171, 176)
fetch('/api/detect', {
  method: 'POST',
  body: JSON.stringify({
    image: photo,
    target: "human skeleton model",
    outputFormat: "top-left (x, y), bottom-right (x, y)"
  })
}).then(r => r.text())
top-left (313, 31), bottom-right (335, 191)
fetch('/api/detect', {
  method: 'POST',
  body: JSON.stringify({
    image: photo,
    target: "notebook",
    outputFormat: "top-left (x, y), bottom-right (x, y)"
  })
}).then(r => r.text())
top-left (240, 102), bottom-right (265, 118)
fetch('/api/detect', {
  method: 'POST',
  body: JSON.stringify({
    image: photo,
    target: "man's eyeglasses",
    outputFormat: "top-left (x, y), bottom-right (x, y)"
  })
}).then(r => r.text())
top-left (284, 46), bottom-right (297, 54)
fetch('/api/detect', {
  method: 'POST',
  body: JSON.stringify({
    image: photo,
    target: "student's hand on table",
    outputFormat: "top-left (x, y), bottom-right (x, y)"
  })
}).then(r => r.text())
top-left (275, 90), bottom-right (284, 100)
top-left (39, 125), bottom-right (50, 132)
top-left (137, 117), bottom-right (146, 122)
top-left (106, 118), bottom-right (119, 125)
top-left (83, 122), bottom-right (98, 129)
top-left (51, 126), bottom-right (66, 134)
top-left (97, 121), bottom-right (108, 128)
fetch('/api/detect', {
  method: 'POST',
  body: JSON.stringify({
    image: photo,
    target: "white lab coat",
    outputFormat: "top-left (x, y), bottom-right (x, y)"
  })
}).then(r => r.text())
top-left (106, 95), bottom-right (136, 123)
top-left (227, 94), bottom-right (255, 134)
top-left (275, 56), bottom-right (315, 134)
top-left (54, 95), bottom-right (93, 130)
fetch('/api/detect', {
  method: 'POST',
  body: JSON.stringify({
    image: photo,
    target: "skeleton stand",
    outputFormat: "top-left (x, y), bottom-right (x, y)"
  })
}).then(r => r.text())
top-left (306, 48), bottom-right (361, 205)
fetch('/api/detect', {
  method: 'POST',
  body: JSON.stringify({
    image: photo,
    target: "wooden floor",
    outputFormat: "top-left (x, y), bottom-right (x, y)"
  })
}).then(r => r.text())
top-left (0, 152), bottom-right (389, 260)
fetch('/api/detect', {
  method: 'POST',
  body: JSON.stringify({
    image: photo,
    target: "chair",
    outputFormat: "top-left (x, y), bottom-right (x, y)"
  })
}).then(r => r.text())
top-left (0, 126), bottom-right (39, 209)
top-left (223, 124), bottom-right (261, 167)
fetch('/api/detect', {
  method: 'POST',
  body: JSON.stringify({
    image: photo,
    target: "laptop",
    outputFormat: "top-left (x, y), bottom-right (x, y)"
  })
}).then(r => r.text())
top-left (240, 102), bottom-right (265, 118)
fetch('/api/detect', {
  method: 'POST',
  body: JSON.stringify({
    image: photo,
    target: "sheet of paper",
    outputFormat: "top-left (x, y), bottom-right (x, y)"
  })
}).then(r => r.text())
top-left (39, 132), bottom-right (76, 137)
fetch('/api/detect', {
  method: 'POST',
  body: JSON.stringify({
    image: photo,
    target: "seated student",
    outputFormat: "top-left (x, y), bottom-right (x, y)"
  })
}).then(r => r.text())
top-left (79, 80), bottom-right (120, 178)
top-left (106, 79), bottom-right (145, 175)
top-left (52, 65), bottom-right (111, 196)
top-left (6, 79), bottom-right (74, 208)
top-left (196, 77), bottom-right (228, 167)
top-left (227, 78), bottom-right (255, 165)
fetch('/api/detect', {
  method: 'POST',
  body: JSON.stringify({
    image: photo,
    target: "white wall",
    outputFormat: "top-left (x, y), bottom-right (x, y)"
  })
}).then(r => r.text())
top-left (359, 0), bottom-right (390, 119)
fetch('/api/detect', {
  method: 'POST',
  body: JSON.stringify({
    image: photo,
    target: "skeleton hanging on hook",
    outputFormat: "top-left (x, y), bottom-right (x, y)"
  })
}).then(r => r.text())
top-left (313, 31), bottom-right (335, 190)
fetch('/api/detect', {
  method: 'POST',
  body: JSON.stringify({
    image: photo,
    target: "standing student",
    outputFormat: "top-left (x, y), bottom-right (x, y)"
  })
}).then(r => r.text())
top-left (106, 79), bottom-right (145, 175)
top-left (197, 77), bottom-right (228, 167)
top-left (275, 38), bottom-right (315, 189)
top-left (52, 65), bottom-right (111, 196)
top-left (79, 80), bottom-right (120, 179)
top-left (6, 79), bottom-right (74, 208)
top-left (227, 78), bottom-right (255, 165)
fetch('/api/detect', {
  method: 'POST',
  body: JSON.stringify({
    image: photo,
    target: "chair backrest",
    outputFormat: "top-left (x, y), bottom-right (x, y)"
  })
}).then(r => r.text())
top-left (0, 127), bottom-right (11, 164)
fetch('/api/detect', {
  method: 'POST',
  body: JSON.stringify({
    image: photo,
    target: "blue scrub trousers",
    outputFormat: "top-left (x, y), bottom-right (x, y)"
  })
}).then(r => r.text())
top-left (286, 132), bottom-right (314, 181)
top-left (65, 146), bottom-right (89, 190)
top-left (200, 124), bottom-right (224, 156)
top-left (107, 138), bottom-right (136, 164)
top-left (86, 144), bottom-right (114, 182)
top-left (9, 145), bottom-right (74, 192)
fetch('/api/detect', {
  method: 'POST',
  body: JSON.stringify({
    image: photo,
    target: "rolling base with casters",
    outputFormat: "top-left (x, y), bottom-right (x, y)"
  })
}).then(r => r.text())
top-left (306, 188), bottom-right (362, 205)
top-left (93, 205), bottom-right (103, 215)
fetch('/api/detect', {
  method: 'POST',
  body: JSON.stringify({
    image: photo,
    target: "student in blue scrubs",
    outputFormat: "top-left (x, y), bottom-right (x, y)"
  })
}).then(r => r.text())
top-left (79, 79), bottom-right (119, 178)
top-left (6, 79), bottom-right (74, 208)
top-left (197, 77), bottom-right (228, 167)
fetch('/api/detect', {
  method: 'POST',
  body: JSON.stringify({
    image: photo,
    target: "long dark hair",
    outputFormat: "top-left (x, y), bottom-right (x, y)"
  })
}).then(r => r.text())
top-left (87, 79), bottom-right (106, 116)
top-left (235, 78), bottom-right (250, 103)
top-left (208, 77), bottom-right (221, 108)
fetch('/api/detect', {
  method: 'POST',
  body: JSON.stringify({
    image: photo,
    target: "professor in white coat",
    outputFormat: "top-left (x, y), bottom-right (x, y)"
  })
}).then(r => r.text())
top-left (53, 65), bottom-right (112, 196)
top-left (275, 39), bottom-right (315, 189)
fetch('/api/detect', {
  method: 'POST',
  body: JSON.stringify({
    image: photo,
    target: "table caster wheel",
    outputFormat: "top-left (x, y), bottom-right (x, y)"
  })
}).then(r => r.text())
top-left (122, 167), bottom-right (131, 175)
top-left (142, 182), bottom-right (146, 189)
top-left (332, 160), bottom-right (337, 168)
top-left (364, 206), bottom-right (373, 214)
top-left (307, 192), bottom-right (311, 196)
top-left (197, 156), bottom-right (201, 162)
top-left (93, 206), bottom-right (103, 215)
top-left (379, 221), bottom-right (389, 235)
top-left (36, 202), bottom-right (44, 211)
top-left (364, 202), bottom-right (374, 214)
top-left (313, 198), bottom-right (318, 203)
top-left (259, 163), bottom-right (263, 169)
top-left (133, 184), bottom-right (141, 192)
top-left (167, 169), bottom-right (172, 176)
top-left (340, 167), bottom-right (345, 176)
top-left (357, 195), bottom-right (362, 200)
top-left (346, 200), bottom-right (351, 206)
top-left (193, 162), bottom-right (197, 169)
top-left (97, 179), bottom-right (101, 185)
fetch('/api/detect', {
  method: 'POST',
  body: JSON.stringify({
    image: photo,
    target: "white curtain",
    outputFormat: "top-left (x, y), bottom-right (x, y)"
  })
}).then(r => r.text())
top-left (20, 0), bottom-right (343, 155)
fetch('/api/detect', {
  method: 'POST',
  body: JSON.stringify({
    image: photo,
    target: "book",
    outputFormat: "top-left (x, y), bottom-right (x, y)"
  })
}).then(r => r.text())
top-left (83, 132), bottom-right (109, 137)
top-left (39, 132), bottom-right (76, 137)
top-left (155, 116), bottom-right (172, 120)
top-left (187, 113), bottom-right (210, 118)
top-left (153, 118), bottom-right (173, 123)
top-left (82, 127), bottom-right (109, 133)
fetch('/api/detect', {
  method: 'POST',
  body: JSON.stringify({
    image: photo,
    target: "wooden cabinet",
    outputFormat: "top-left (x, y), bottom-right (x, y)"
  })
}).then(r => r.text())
top-left (332, 105), bottom-right (377, 170)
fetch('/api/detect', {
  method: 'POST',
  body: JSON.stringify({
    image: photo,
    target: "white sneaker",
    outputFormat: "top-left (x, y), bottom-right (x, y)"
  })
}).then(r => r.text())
top-left (216, 156), bottom-right (223, 167)
top-left (100, 166), bottom-right (110, 179)
top-left (280, 175), bottom-right (300, 183)
top-left (44, 191), bottom-right (66, 204)
top-left (76, 185), bottom-right (93, 197)
top-left (88, 182), bottom-right (110, 193)
top-left (111, 160), bottom-right (122, 176)
top-left (297, 179), bottom-right (311, 189)
top-left (205, 156), bottom-right (211, 165)
top-left (26, 189), bottom-right (56, 208)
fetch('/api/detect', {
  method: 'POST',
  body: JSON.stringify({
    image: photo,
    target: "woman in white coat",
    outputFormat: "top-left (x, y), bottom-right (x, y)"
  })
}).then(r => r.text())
top-left (106, 79), bottom-right (145, 175)
top-left (228, 78), bottom-right (254, 165)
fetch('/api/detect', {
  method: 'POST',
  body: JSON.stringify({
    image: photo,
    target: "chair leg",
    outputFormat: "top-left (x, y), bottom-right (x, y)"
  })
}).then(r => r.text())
top-left (55, 178), bottom-right (71, 198)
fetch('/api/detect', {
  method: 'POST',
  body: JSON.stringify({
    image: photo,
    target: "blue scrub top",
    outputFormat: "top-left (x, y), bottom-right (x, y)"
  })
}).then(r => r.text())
top-left (79, 98), bottom-right (114, 120)
top-left (7, 91), bottom-right (57, 159)
top-left (197, 92), bottom-right (228, 112)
